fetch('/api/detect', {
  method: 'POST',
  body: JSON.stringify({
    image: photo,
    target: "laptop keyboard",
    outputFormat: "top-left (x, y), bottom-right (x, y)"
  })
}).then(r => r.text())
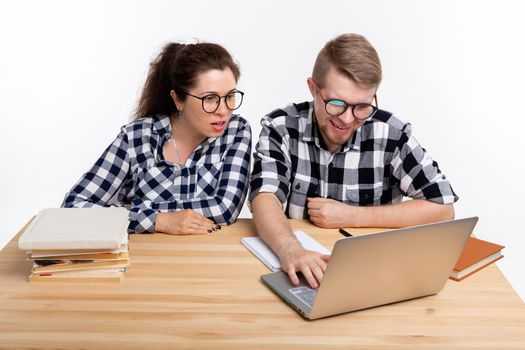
top-left (289, 286), bottom-right (318, 308)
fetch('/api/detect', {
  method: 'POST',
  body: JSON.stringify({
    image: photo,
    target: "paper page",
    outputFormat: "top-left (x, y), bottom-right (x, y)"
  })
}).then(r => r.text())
top-left (241, 230), bottom-right (331, 271)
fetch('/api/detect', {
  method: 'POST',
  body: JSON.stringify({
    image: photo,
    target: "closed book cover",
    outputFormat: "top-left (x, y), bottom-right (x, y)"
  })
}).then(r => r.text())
top-left (18, 207), bottom-right (129, 250)
top-left (28, 244), bottom-right (128, 258)
top-left (29, 267), bottom-right (126, 282)
top-left (241, 231), bottom-right (331, 272)
top-left (30, 251), bottom-right (129, 262)
top-left (450, 237), bottom-right (504, 281)
top-left (31, 259), bottom-right (129, 273)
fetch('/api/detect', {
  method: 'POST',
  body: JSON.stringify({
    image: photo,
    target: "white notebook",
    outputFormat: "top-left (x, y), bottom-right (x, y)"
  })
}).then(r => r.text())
top-left (241, 231), bottom-right (331, 272)
top-left (18, 207), bottom-right (129, 251)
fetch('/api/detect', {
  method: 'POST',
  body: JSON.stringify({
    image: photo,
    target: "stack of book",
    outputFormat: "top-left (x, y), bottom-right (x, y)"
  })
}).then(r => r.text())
top-left (18, 207), bottom-right (130, 282)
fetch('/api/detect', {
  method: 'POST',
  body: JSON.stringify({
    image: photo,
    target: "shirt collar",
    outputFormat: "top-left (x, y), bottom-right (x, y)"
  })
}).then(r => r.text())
top-left (152, 114), bottom-right (217, 152)
top-left (344, 128), bottom-right (361, 152)
top-left (152, 115), bottom-right (172, 138)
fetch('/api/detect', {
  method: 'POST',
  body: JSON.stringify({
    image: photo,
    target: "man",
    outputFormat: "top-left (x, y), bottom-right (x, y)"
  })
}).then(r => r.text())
top-left (249, 33), bottom-right (458, 289)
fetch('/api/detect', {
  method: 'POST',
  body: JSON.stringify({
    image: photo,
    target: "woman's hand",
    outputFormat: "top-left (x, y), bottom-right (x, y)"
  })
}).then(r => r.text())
top-left (155, 210), bottom-right (220, 235)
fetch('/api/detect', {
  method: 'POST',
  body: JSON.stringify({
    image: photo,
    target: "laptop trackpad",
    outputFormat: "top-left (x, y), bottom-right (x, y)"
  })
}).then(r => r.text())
top-left (289, 286), bottom-right (318, 308)
top-left (261, 271), bottom-right (317, 318)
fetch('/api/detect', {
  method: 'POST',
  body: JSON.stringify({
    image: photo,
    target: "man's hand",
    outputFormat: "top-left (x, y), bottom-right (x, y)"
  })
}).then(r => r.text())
top-left (251, 192), bottom-right (331, 288)
top-left (307, 197), bottom-right (360, 228)
top-left (156, 210), bottom-right (219, 235)
top-left (279, 239), bottom-right (330, 289)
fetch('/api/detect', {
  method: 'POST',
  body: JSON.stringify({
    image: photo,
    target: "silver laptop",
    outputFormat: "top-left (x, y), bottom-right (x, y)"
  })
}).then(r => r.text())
top-left (261, 217), bottom-right (478, 320)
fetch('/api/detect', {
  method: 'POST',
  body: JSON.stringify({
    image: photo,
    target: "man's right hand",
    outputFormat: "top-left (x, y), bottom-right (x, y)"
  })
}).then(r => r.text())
top-left (251, 193), bottom-right (331, 289)
top-left (279, 242), bottom-right (330, 289)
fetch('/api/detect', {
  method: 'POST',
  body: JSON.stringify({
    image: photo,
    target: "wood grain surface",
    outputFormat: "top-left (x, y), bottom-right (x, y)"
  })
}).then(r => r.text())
top-left (0, 218), bottom-right (524, 349)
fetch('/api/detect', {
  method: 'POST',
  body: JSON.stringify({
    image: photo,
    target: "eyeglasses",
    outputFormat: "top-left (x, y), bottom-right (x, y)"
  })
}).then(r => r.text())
top-left (185, 90), bottom-right (244, 114)
top-left (315, 84), bottom-right (378, 120)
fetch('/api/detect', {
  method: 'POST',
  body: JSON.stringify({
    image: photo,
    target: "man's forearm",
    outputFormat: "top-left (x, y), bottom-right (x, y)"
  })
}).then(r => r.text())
top-left (349, 200), bottom-right (455, 228)
top-left (251, 193), bottom-right (301, 258)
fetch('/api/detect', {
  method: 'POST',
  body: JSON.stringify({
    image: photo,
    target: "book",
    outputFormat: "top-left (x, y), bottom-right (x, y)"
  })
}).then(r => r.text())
top-left (449, 237), bottom-right (504, 281)
top-left (18, 208), bottom-right (130, 282)
top-left (32, 259), bottom-right (129, 273)
top-left (30, 251), bottom-right (129, 262)
top-left (28, 244), bottom-right (128, 258)
top-left (18, 207), bottom-right (129, 250)
top-left (241, 231), bottom-right (331, 271)
top-left (29, 267), bottom-right (126, 282)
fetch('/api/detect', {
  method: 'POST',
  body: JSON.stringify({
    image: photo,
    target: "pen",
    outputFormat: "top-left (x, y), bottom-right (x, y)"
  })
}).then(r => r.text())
top-left (338, 228), bottom-right (353, 237)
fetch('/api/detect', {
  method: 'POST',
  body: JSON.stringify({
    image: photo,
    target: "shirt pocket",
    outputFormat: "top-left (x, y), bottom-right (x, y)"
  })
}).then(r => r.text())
top-left (195, 162), bottom-right (223, 197)
top-left (345, 183), bottom-right (383, 205)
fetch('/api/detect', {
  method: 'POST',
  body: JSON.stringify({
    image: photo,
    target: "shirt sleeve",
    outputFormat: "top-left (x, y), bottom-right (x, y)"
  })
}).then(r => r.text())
top-left (128, 120), bottom-right (252, 232)
top-left (249, 115), bottom-right (292, 208)
top-left (391, 124), bottom-right (458, 204)
top-left (61, 127), bottom-right (132, 222)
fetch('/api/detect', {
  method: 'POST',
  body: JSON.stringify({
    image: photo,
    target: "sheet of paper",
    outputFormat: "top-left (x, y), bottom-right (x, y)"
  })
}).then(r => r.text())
top-left (241, 230), bottom-right (331, 271)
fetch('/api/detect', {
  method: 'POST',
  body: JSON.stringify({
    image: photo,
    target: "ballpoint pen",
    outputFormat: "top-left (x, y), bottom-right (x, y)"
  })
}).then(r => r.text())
top-left (338, 228), bottom-right (353, 237)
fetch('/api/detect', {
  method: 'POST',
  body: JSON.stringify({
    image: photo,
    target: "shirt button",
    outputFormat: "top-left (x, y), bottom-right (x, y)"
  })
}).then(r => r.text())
top-left (295, 183), bottom-right (301, 190)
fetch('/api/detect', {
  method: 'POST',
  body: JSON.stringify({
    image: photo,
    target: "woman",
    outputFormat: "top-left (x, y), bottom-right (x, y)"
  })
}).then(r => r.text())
top-left (62, 42), bottom-right (251, 235)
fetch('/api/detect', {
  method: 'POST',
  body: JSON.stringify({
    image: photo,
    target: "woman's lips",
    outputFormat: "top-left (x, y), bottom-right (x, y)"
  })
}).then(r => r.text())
top-left (211, 120), bottom-right (226, 132)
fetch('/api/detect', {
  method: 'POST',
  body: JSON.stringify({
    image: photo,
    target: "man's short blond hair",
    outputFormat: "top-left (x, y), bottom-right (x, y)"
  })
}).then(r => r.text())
top-left (312, 33), bottom-right (382, 88)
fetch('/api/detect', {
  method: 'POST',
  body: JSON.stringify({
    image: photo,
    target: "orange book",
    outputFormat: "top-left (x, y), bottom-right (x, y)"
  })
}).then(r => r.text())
top-left (449, 237), bottom-right (504, 281)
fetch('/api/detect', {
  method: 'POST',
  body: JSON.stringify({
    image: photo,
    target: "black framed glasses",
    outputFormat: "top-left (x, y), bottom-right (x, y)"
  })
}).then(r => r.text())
top-left (314, 82), bottom-right (378, 120)
top-left (322, 95), bottom-right (378, 120)
top-left (185, 90), bottom-right (244, 114)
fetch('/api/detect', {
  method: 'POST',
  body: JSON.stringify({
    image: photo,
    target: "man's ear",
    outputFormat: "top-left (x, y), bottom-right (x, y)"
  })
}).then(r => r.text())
top-left (170, 90), bottom-right (183, 111)
top-left (306, 77), bottom-right (316, 98)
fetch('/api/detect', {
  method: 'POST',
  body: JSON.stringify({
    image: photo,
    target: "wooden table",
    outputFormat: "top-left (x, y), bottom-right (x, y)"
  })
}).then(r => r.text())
top-left (1, 219), bottom-right (524, 349)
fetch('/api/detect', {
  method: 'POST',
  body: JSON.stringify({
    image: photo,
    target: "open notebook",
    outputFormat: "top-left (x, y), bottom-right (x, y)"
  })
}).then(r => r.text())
top-left (241, 231), bottom-right (331, 271)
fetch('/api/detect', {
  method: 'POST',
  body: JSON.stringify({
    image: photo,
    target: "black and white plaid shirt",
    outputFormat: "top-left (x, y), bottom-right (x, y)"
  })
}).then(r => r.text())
top-left (249, 101), bottom-right (457, 219)
top-left (63, 114), bottom-right (251, 232)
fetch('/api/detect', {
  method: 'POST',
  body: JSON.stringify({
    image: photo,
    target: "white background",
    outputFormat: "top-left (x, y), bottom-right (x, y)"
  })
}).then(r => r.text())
top-left (1, 0), bottom-right (523, 301)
